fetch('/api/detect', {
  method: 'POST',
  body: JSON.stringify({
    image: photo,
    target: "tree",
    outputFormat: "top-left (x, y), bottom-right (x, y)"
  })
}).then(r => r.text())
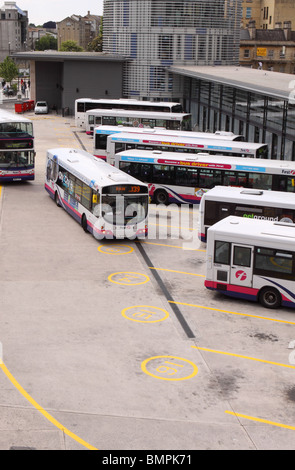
top-left (87, 17), bottom-right (103, 52)
top-left (35, 34), bottom-right (57, 51)
top-left (0, 56), bottom-right (18, 84)
top-left (59, 40), bottom-right (84, 52)
top-left (43, 21), bottom-right (56, 29)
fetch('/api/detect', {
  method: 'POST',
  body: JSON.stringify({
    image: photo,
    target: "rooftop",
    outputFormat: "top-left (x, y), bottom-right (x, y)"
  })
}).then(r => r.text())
top-left (12, 51), bottom-right (128, 62)
top-left (169, 65), bottom-right (295, 99)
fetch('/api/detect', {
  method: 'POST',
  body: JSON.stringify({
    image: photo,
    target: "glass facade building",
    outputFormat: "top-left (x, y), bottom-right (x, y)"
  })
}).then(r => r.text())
top-left (172, 67), bottom-right (295, 160)
top-left (103, 0), bottom-right (242, 101)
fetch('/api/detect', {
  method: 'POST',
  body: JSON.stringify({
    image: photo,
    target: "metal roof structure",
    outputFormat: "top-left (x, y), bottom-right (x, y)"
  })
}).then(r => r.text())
top-left (169, 65), bottom-right (294, 100)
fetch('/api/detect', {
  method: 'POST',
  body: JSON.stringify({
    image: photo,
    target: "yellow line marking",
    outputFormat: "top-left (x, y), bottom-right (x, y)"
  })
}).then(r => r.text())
top-left (0, 185), bottom-right (2, 199)
top-left (149, 267), bottom-right (205, 277)
top-left (0, 361), bottom-right (98, 450)
top-left (225, 410), bottom-right (295, 431)
top-left (137, 240), bottom-right (206, 252)
top-left (191, 346), bottom-right (295, 370)
top-left (169, 301), bottom-right (295, 325)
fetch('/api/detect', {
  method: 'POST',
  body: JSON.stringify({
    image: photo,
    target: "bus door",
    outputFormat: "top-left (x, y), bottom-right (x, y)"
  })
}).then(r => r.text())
top-left (230, 244), bottom-right (253, 288)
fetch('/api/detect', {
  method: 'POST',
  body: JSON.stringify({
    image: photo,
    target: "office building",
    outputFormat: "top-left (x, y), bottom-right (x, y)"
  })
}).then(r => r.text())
top-left (103, 0), bottom-right (242, 101)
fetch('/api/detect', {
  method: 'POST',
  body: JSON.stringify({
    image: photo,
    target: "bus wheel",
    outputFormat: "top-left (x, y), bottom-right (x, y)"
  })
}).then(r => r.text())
top-left (82, 214), bottom-right (88, 233)
top-left (55, 191), bottom-right (61, 207)
top-left (154, 189), bottom-right (169, 205)
top-left (259, 287), bottom-right (281, 309)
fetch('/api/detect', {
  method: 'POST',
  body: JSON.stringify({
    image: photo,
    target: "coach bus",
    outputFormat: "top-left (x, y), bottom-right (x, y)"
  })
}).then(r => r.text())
top-left (104, 132), bottom-right (267, 164)
top-left (0, 109), bottom-right (34, 182)
top-left (199, 186), bottom-right (295, 242)
top-left (205, 216), bottom-right (295, 309)
top-left (114, 149), bottom-right (295, 205)
top-left (93, 125), bottom-right (245, 161)
top-left (75, 98), bottom-right (183, 129)
top-left (85, 109), bottom-right (192, 135)
top-left (45, 147), bottom-right (149, 239)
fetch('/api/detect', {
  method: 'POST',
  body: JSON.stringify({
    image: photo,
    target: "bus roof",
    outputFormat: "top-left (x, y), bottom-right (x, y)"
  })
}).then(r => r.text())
top-left (116, 149), bottom-right (290, 173)
top-left (94, 125), bottom-right (243, 141)
top-left (202, 186), bottom-right (295, 206)
top-left (86, 109), bottom-right (190, 119)
top-left (208, 216), bottom-right (295, 247)
top-left (47, 148), bottom-right (148, 190)
top-left (0, 108), bottom-right (32, 124)
top-left (76, 98), bottom-right (181, 107)
top-left (109, 132), bottom-right (265, 151)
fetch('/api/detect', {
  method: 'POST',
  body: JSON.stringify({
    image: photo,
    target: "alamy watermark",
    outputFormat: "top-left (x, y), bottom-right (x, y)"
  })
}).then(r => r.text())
top-left (93, 200), bottom-right (203, 251)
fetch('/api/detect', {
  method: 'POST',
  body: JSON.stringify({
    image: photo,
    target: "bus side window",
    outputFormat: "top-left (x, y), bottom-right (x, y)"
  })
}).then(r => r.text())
top-left (214, 241), bottom-right (231, 265)
top-left (141, 164), bottom-right (152, 182)
top-left (81, 183), bottom-right (92, 210)
top-left (96, 134), bottom-right (107, 150)
top-left (233, 246), bottom-right (251, 267)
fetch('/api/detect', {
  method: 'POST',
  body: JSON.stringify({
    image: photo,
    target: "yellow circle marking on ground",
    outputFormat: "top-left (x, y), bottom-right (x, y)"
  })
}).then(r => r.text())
top-left (108, 271), bottom-right (150, 286)
top-left (98, 245), bottom-right (134, 255)
top-left (122, 305), bottom-right (169, 323)
top-left (141, 355), bottom-right (198, 381)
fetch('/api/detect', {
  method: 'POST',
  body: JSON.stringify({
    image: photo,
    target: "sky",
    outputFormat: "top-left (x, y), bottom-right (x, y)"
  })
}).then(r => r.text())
top-left (18, 0), bottom-right (104, 25)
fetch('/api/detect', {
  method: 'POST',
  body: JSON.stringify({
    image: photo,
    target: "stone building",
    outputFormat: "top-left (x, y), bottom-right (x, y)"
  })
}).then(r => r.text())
top-left (57, 12), bottom-right (101, 50)
top-left (241, 0), bottom-right (295, 30)
top-left (0, 1), bottom-right (28, 61)
top-left (240, 20), bottom-right (295, 73)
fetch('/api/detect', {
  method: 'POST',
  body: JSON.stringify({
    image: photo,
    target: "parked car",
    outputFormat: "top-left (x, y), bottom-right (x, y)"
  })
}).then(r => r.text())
top-left (34, 101), bottom-right (49, 114)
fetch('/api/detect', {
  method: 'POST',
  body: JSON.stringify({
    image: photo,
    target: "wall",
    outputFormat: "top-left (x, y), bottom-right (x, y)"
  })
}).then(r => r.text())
top-left (35, 61), bottom-right (63, 110)
top-left (62, 60), bottom-right (124, 113)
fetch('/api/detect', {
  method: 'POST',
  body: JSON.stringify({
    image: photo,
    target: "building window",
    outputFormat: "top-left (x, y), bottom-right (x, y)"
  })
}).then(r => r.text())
top-left (246, 7), bottom-right (252, 18)
top-left (158, 35), bottom-right (173, 60)
top-left (244, 49), bottom-right (250, 58)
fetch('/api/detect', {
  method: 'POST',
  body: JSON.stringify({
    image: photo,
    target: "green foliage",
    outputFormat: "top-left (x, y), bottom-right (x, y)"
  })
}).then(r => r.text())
top-left (0, 56), bottom-right (19, 84)
top-left (87, 18), bottom-right (103, 52)
top-left (87, 36), bottom-right (102, 52)
top-left (35, 34), bottom-right (57, 51)
top-left (59, 40), bottom-right (84, 52)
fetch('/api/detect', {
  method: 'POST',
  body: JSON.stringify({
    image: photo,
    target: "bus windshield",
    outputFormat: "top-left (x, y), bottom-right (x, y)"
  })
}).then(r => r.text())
top-left (0, 121), bottom-right (33, 135)
top-left (0, 150), bottom-right (34, 167)
top-left (101, 194), bottom-right (148, 226)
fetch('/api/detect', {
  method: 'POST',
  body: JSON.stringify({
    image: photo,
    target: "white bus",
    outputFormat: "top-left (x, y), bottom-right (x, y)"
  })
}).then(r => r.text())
top-left (75, 98), bottom-right (183, 129)
top-left (85, 109), bottom-right (192, 135)
top-left (114, 149), bottom-right (295, 205)
top-left (93, 125), bottom-right (245, 161)
top-left (205, 216), bottom-right (295, 309)
top-left (0, 108), bottom-right (35, 182)
top-left (45, 148), bottom-right (149, 239)
top-left (199, 186), bottom-right (295, 242)
top-left (104, 131), bottom-right (267, 164)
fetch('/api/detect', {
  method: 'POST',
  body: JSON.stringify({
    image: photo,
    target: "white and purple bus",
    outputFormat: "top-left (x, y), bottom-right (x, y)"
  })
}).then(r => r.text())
top-left (45, 147), bottom-right (149, 239)
top-left (113, 150), bottom-right (295, 205)
top-left (93, 125), bottom-right (245, 161)
top-left (75, 97), bottom-right (183, 129)
top-left (0, 109), bottom-right (34, 182)
top-left (199, 186), bottom-right (295, 242)
top-left (205, 216), bottom-right (295, 309)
